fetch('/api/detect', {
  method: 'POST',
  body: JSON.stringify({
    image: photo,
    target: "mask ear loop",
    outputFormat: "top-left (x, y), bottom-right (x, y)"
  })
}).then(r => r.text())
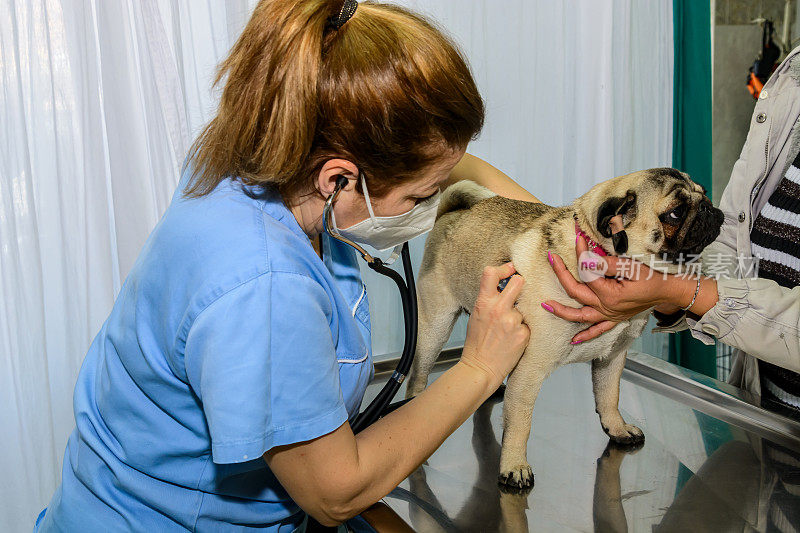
top-left (360, 173), bottom-right (380, 229)
top-left (359, 173), bottom-right (406, 264)
top-left (382, 245), bottom-right (403, 265)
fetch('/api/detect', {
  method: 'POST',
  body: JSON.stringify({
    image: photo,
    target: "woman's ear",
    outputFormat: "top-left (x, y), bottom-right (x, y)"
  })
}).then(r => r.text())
top-left (318, 159), bottom-right (359, 197)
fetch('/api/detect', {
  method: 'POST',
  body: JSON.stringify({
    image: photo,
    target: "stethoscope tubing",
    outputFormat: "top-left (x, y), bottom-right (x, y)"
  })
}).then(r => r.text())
top-left (350, 242), bottom-right (417, 433)
top-left (322, 176), bottom-right (419, 433)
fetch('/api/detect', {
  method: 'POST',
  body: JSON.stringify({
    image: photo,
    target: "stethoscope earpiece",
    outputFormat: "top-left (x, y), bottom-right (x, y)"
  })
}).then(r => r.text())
top-left (323, 173), bottom-right (375, 263)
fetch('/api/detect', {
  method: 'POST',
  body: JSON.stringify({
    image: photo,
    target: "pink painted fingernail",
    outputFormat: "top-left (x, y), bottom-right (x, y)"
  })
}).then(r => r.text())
top-left (571, 340), bottom-right (583, 345)
top-left (547, 251), bottom-right (554, 266)
top-left (541, 302), bottom-right (554, 313)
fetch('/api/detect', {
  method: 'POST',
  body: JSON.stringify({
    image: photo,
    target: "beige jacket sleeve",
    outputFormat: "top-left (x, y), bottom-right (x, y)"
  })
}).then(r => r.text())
top-left (687, 278), bottom-right (800, 374)
top-left (652, 240), bottom-right (800, 375)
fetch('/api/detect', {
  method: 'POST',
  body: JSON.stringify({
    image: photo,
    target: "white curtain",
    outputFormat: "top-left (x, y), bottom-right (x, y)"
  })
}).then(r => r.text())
top-left (0, 1), bottom-right (257, 530)
top-left (0, 1), bottom-right (672, 530)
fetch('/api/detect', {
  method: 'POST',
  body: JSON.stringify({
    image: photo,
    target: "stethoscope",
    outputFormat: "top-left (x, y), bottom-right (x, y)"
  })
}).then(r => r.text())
top-left (322, 175), bottom-right (418, 433)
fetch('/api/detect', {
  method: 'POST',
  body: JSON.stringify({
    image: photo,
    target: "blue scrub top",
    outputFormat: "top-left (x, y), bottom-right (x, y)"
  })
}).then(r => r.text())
top-left (35, 168), bottom-right (375, 531)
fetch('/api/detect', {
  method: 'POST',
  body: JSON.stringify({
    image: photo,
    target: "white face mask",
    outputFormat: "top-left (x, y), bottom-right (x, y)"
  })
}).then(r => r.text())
top-left (329, 174), bottom-right (441, 251)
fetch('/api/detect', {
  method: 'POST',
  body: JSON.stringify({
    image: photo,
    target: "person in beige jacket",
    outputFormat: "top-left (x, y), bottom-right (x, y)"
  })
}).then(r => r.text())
top-left (542, 47), bottom-right (800, 530)
top-left (544, 45), bottom-right (800, 415)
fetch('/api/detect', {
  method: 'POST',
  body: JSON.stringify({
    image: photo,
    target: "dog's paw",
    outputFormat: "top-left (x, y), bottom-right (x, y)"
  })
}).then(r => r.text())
top-left (498, 463), bottom-right (534, 490)
top-left (603, 439), bottom-right (644, 457)
top-left (604, 423), bottom-right (645, 447)
top-left (499, 483), bottom-right (533, 502)
top-left (498, 482), bottom-right (534, 496)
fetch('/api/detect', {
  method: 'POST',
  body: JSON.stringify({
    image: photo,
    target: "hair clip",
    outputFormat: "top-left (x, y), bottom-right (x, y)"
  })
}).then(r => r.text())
top-left (329, 0), bottom-right (357, 30)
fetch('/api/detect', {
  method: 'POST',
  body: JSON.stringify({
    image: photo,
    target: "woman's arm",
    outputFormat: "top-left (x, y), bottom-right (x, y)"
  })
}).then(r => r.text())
top-left (265, 361), bottom-right (496, 525)
top-left (544, 238), bottom-right (800, 374)
top-left (447, 153), bottom-right (541, 202)
top-left (264, 264), bottom-right (530, 526)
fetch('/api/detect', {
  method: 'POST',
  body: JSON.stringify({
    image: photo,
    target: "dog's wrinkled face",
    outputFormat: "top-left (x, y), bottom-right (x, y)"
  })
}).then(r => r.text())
top-left (646, 169), bottom-right (724, 261)
top-left (580, 168), bottom-right (724, 263)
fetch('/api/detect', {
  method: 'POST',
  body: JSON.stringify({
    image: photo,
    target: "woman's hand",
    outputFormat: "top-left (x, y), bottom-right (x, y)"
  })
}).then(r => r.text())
top-left (542, 237), bottom-right (697, 343)
top-left (461, 263), bottom-right (531, 386)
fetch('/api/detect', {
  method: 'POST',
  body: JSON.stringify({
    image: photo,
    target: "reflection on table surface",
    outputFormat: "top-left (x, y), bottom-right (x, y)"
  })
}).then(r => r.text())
top-left (364, 356), bottom-right (800, 532)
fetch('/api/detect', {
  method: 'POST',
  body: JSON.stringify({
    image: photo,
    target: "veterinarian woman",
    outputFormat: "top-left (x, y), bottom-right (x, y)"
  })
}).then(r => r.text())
top-left (34, 1), bottom-right (538, 531)
top-left (544, 45), bottom-right (800, 420)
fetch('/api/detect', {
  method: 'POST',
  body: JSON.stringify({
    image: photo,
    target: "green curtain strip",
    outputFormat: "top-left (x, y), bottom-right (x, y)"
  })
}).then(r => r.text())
top-left (670, 0), bottom-right (716, 378)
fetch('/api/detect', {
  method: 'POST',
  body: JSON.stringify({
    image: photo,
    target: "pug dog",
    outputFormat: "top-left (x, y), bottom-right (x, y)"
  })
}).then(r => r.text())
top-left (405, 168), bottom-right (724, 489)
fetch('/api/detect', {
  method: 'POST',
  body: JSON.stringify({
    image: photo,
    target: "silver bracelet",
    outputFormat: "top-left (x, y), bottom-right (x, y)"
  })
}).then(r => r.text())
top-left (682, 277), bottom-right (702, 312)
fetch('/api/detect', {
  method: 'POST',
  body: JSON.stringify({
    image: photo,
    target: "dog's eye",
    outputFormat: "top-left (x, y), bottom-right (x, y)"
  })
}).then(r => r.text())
top-left (660, 205), bottom-right (685, 226)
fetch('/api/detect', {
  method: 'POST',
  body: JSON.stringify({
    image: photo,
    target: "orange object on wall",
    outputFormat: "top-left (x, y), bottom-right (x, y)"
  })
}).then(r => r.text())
top-left (747, 71), bottom-right (765, 98)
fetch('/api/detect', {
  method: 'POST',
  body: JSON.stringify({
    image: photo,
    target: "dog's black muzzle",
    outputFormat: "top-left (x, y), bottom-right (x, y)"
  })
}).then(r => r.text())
top-left (664, 201), bottom-right (725, 262)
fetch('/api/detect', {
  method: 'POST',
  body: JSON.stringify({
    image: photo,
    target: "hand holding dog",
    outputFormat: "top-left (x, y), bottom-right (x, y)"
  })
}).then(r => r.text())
top-left (460, 263), bottom-right (531, 387)
top-left (543, 237), bottom-right (700, 343)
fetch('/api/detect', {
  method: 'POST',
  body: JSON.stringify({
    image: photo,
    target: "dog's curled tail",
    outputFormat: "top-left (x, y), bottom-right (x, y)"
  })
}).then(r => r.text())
top-left (437, 180), bottom-right (496, 219)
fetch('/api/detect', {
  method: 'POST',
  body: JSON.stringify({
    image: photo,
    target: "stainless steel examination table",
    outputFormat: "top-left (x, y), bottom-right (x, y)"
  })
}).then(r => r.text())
top-left (362, 350), bottom-right (800, 532)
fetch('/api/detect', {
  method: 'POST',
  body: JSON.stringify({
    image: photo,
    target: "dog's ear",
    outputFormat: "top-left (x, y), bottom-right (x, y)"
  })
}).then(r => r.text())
top-left (597, 191), bottom-right (637, 238)
top-left (597, 191), bottom-right (636, 254)
top-left (612, 231), bottom-right (628, 255)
